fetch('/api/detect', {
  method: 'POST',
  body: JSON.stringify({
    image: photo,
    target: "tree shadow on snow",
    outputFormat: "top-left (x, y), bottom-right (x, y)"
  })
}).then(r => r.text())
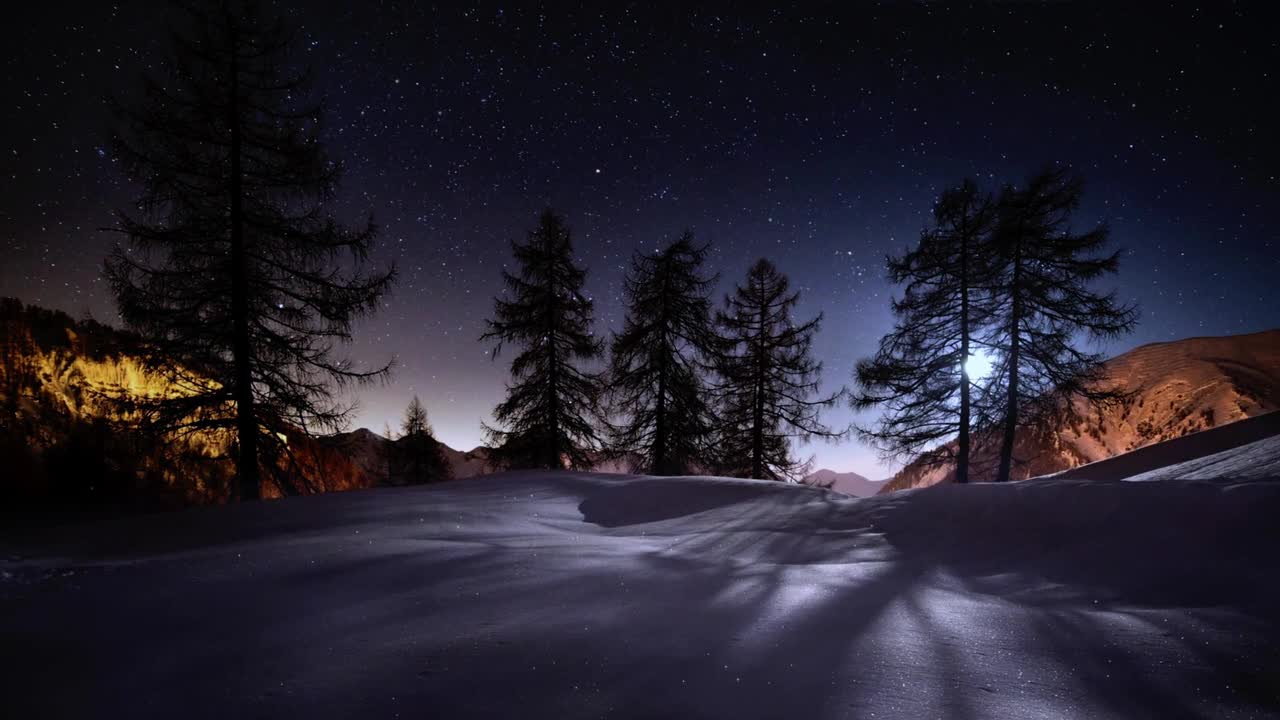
top-left (6, 473), bottom-right (1280, 718)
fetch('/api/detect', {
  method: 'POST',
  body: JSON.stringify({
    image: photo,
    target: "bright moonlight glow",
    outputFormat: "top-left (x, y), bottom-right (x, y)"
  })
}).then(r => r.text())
top-left (964, 350), bottom-right (995, 381)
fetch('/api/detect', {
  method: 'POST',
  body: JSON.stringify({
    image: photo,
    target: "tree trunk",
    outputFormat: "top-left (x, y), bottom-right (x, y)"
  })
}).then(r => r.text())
top-left (652, 263), bottom-right (671, 475)
top-left (956, 225), bottom-right (971, 485)
top-left (996, 235), bottom-right (1023, 484)
top-left (750, 282), bottom-right (767, 480)
top-left (545, 235), bottom-right (561, 470)
top-left (228, 25), bottom-right (260, 501)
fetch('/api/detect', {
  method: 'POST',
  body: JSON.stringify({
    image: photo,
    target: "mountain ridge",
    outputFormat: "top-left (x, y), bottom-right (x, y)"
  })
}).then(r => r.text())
top-left (800, 468), bottom-right (882, 497)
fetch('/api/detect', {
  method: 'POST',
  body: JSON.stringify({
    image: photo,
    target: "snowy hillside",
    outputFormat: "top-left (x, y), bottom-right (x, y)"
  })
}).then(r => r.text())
top-left (4, 453), bottom-right (1279, 717)
top-left (885, 329), bottom-right (1280, 492)
top-left (1050, 411), bottom-right (1280, 483)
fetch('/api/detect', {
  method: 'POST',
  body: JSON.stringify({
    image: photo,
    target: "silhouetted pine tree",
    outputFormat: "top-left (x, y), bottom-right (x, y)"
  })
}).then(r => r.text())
top-left (482, 210), bottom-right (604, 470)
top-left (985, 167), bottom-right (1138, 482)
top-left (606, 233), bottom-right (718, 475)
top-left (853, 180), bottom-right (996, 484)
top-left (105, 0), bottom-right (394, 500)
top-left (394, 395), bottom-right (451, 483)
top-left (713, 259), bottom-right (843, 481)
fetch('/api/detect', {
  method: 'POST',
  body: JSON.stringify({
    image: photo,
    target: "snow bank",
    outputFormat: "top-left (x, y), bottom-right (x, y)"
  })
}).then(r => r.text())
top-left (1051, 411), bottom-right (1280, 483)
top-left (2, 464), bottom-right (1278, 718)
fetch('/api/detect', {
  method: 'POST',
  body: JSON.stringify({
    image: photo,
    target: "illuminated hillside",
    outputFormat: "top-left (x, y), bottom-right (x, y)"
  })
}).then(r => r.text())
top-left (882, 329), bottom-right (1280, 492)
top-left (0, 299), bottom-right (377, 505)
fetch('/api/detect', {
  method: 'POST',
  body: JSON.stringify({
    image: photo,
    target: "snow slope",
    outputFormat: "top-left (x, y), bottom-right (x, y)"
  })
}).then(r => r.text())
top-left (3, 464), bottom-right (1278, 718)
top-left (1050, 411), bottom-right (1280, 483)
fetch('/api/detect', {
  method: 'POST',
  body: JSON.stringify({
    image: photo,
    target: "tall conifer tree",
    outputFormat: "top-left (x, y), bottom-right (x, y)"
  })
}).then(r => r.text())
top-left (853, 180), bottom-right (996, 484)
top-left (606, 233), bottom-right (718, 475)
top-left (106, 0), bottom-right (394, 500)
top-left (482, 210), bottom-right (604, 470)
top-left (713, 259), bottom-right (842, 481)
top-left (986, 168), bottom-right (1138, 482)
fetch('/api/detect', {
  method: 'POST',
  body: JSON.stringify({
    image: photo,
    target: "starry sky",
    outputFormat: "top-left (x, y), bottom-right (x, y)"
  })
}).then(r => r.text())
top-left (3, 2), bottom-right (1278, 479)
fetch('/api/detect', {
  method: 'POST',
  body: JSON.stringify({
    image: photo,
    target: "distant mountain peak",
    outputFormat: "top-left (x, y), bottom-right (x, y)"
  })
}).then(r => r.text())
top-left (802, 468), bottom-right (883, 497)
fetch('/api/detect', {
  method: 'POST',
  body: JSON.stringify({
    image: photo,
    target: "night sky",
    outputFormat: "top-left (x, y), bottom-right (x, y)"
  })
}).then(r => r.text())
top-left (4, 2), bottom-right (1278, 478)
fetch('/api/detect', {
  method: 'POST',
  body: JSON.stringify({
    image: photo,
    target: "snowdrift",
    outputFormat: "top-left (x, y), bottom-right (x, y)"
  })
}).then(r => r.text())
top-left (1051, 410), bottom-right (1280, 482)
top-left (3, 453), bottom-right (1279, 717)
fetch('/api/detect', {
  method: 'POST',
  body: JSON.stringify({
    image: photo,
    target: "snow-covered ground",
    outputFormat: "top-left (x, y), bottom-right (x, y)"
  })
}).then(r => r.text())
top-left (1124, 432), bottom-right (1280, 483)
top-left (1051, 411), bottom-right (1280, 483)
top-left (3, 446), bottom-right (1279, 717)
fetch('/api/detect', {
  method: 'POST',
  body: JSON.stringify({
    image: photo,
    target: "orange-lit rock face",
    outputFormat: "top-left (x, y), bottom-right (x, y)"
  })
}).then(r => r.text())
top-left (1, 308), bottom-right (237, 503)
top-left (2, 302), bottom-right (469, 505)
top-left (1, 301), bottom-right (372, 504)
top-left (269, 431), bottom-right (382, 498)
top-left (883, 330), bottom-right (1280, 492)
